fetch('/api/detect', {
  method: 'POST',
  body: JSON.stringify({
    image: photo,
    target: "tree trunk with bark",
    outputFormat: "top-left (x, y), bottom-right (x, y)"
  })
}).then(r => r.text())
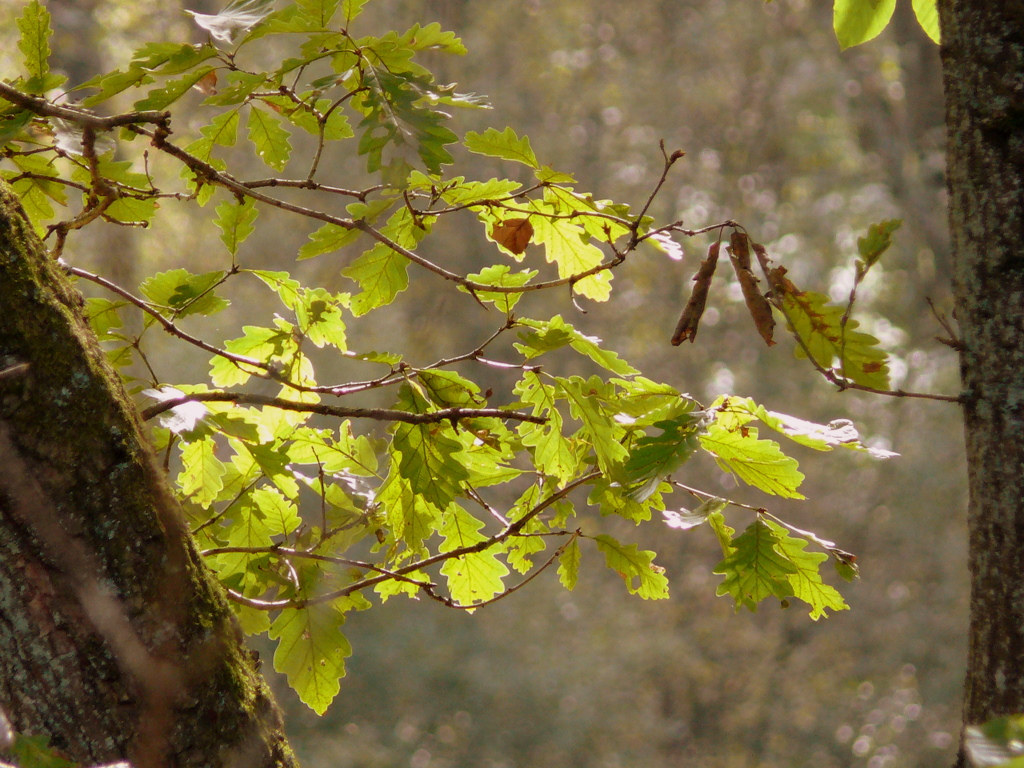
top-left (0, 181), bottom-right (295, 768)
top-left (938, 0), bottom-right (1024, 757)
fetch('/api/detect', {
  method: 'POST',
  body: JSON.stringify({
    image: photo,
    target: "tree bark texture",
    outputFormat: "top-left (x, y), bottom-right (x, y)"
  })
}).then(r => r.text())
top-left (938, 0), bottom-right (1024, 745)
top-left (0, 181), bottom-right (296, 768)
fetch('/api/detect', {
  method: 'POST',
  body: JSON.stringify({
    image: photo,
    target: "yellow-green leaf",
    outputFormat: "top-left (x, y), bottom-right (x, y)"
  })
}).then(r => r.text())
top-left (833, 0), bottom-right (897, 50)
top-left (714, 519), bottom-right (795, 612)
top-left (178, 437), bottom-right (226, 508)
top-left (247, 104), bottom-right (292, 170)
top-left (16, 1), bottom-right (52, 83)
top-left (270, 599), bottom-right (352, 715)
top-left (594, 534), bottom-right (669, 600)
top-left (439, 505), bottom-right (508, 610)
top-left (912, 0), bottom-right (940, 44)
top-left (765, 519), bottom-right (849, 620)
top-left (699, 422), bottom-right (805, 499)
top-left (463, 126), bottom-right (539, 168)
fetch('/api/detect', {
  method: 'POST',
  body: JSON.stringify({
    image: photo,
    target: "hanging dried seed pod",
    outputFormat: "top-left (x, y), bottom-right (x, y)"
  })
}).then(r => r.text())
top-left (729, 231), bottom-right (776, 347)
top-left (672, 242), bottom-right (720, 345)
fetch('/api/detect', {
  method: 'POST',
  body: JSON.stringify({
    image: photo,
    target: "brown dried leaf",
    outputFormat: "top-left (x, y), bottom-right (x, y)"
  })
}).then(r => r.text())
top-left (671, 242), bottom-right (720, 345)
top-left (729, 232), bottom-right (776, 347)
top-left (193, 70), bottom-right (219, 96)
top-left (766, 264), bottom-right (798, 298)
top-left (491, 217), bottom-right (534, 256)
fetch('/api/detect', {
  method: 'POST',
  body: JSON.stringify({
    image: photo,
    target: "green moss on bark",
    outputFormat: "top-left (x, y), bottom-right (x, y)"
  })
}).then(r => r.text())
top-left (0, 181), bottom-right (297, 768)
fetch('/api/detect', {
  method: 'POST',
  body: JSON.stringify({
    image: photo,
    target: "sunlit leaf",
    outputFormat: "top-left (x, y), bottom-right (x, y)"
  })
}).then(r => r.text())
top-left (16, 1), bottom-right (52, 83)
top-left (514, 373), bottom-right (580, 484)
top-left (699, 422), bottom-right (805, 499)
top-left (856, 218), bottom-right (902, 275)
top-left (299, 222), bottom-right (361, 260)
top-left (134, 67), bottom-right (216, 110)
top-left (463, 265), bottom-right (537, 312)
top-left (714, 519), bottom-right (795, 612)
top-left (464, 127), bottom-right (539, 168)
top-left (247, 104), bottom-right (292, 170)
top-left (833, 0), bottom-right (897, 50)
top-left (764, 519), bottom-right (848, 619)
top-left (439, 504), bottom-right (508, 610)
top-left (772, 275), bottom-right (890, 389)
top-left (624, 414), bottom-right (705, 502)
top-left (530, 207), bottom-right (611, 302)
top-left (342, 243), bottom-right (409, 316)
top-left (912, 0), bottom-right (940, 44)
top-left (391, 384), bottom-right (469, 509)
top-left (140, 269), bottom-right (229, 318)
top-left (270, 597), bottom-right (352, 715)
top-left (515, 316), bottom-right (638, 375)
top-left (713, 395), bottom-right (897, 458)
top-left (594, 534), bottom-right (669, 600)
top-left (177, 437), bottom-right (226, 508)
top-left (215, 198), bottom-right (258, 257)
top-left (558, 375), bottom-right (629, 474)
top-left (558, 538), bottom-right (581, 590)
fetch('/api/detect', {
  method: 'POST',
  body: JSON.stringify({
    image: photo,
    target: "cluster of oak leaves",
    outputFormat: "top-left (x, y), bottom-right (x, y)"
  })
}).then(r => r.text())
top-left (0, 0), bottom-right (914, 718)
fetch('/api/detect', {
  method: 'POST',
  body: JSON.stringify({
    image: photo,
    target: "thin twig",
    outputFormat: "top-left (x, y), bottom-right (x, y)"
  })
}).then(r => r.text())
top-left (141, 390), bottom-right (547, 425)
top-left (68, 265), bottom-right (277, 377)
top-left (264, 471), bottom-right (602, 609)
top-left (203, 546), bottom-right (434, 590)
top-left (421, 531), bottom-right (580, 610)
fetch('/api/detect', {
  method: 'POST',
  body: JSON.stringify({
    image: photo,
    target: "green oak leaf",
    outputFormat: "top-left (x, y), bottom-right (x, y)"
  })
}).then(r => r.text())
top-left (177, 437), bottom-right (226, 508)
top-left (557, 375), bottom-right (629, 474)
top-left (298, 222), bottom-right (361, 260)
top-left (514, 374), bottom-right (580, 485)
top-left (270, 598), bottom-right (353, 715)
top-left (215, 198), bottom-right (259, 257)
top-left (515, 316), bottom-right (638, 375)
top-left (777, 285), bottom-right (890, 389)
top-left (714, 519), bottom-right (796, 612)
top-left (912, 0), bottom-right (939, 44)
top-left (764, 519), bottom-right (849, 620)
top-left (834, 0), bottom-right (897, 50)
top-left (594, 534), bottom-right (669, 599)
top-left (140, 269), bottom-right (230, 318)
top-left (391, 384), bottom-right (469, 509)
top-left (247, 104), bottom-right (293, 170)
top-left (529, 204), bottom-right (611, 302)
top-left (464, 265), bottom-right (537, 312)
top-left (377, 469), bottom-right (442, 554)
top-left (134, 67), bottom-right (215, 110)
top-left (856, 218), bottom-right (902, 276)
top-left (16, 1), bottom-right (54, 86)
top-left (464, 126), bottom-right (539, 168)
top-left (558, 538), bottom-right (581, 590)
top-left (624, 414), bottom-right (705, 502)
top-left (439, 504), bottom-right (509, 610)
top-left (699, 422), bottom-right (805, 499)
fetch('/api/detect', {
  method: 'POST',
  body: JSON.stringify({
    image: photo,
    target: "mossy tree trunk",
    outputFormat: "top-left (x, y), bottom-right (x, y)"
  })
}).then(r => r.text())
top-left (0, 181), bottom-right (295, 768)
top-left (938, 1), bottom-right (1024, 759)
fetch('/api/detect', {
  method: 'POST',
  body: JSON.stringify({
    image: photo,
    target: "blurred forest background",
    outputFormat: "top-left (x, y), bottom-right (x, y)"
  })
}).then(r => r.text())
top-left (0, 0), bottom-right (966, 766)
